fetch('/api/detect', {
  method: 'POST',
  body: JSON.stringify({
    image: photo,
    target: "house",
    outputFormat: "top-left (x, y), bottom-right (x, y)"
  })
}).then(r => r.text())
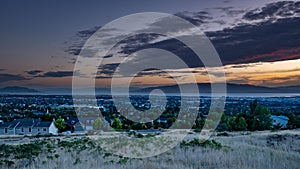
top-left (33, 121), bottom-right (58, 135)
top-left (65, 117), bottom-right (85, 134)
top-left (79, 117), bottom-right (97, 131)
top-left (0, 119), bottom-right (58, 135)
top-left (271, 115), bottom-right (289, 129)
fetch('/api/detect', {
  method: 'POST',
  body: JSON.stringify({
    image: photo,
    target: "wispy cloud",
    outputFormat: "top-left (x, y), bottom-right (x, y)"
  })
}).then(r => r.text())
top-left (0, 74), bottom-right (28, 83)
top-left (36, 71), bottom-right (75, 78)
top-left (174, 11), bottom-right (212, 25)
top-left (62, 1), bottom-right (300, 87)
top-left (243, 1), bottom-right (300, 21)
top-left (25, 70), bottom-right (43, 75)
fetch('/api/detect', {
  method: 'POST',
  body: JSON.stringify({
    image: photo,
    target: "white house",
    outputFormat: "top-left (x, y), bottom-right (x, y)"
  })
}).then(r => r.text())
top-left (0, 119), bottom-right (58, 135)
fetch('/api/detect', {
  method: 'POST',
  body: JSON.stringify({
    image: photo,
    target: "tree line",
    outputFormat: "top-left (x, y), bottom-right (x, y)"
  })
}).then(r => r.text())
top-left (54, 99), bottom-right (300, 133)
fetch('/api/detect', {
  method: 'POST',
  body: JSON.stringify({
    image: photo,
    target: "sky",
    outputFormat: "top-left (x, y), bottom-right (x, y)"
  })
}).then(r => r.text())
top-left (0, 0), bottom-right (299, 88)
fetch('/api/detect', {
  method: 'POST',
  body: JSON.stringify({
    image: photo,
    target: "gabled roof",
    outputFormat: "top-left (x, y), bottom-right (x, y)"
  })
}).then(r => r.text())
top-left (34, 122), bottom-right (52, 128)
top-left (0, 122), bottom-right (12, 128)
top-left (0, 119), bottom-right (52, 129)
top-left (15, 119), bottom-right (39, 128)
top-left (15, 119), bottom-right (37, 123)
top-left (7, 120), bottom-right (20, 129)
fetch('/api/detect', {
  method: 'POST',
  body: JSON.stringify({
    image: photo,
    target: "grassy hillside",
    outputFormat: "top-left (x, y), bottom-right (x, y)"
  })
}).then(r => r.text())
top-left (0, 130), bottom-right (299, 169)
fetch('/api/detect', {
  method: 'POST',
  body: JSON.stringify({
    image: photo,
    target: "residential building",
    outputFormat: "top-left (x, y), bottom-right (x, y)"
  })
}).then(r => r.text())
top-left (0, 119), bottom-right (58, 135)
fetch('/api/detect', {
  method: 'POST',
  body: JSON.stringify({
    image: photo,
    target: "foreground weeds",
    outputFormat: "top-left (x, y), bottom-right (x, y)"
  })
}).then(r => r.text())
top-left (0, 131), bottom-right (299, 169)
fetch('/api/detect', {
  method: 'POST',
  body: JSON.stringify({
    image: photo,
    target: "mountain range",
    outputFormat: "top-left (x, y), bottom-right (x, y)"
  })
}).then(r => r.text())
top-left (133, 83), bottom-right (300, 94)
top-left (1, 84), bottom-right (300, 94)
top-left (0, 86), bottom-right (39, 93)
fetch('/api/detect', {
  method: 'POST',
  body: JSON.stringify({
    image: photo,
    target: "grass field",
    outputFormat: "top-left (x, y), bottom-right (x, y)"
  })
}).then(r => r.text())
top-left (0, 130), bottom-right (299, 169)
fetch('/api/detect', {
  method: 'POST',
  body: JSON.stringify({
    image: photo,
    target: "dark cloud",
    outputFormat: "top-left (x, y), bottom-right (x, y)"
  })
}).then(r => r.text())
top-left (97, 64), bottom-right (170, 78)
top-left (64, 11), bottom-right (212, 56)
top-left (64, 26), bottom-right (101, 55)
top-left (207, 17), bottom-right (300, 64)
top-left (67, 58), bottom-right (77, 64)
top-left (36, 71), bottom-right (75, 78)
top-left (164, 75), bottom-right (184, 79)
top-left (0, 69), bottom-right (6, 71)
top-left (142, 68), bottom-right (160, 71)
top-left (215, 7), bottom-right (246, 17)
top-left (25, 70), bottom-right (43, 75)
top-left (117, 16), bottom-right (300, 66)
top-left (227, 65), bottom-right (250, 69)
top-left (66, 2), bottom-right (300, 68)
top-left (76, 26), bottom-right (102, 38)
top-left (103, 54), bottom-right (113, 58)
top-left (243, 1), bottom-right (300, 21)
top-left (134, 69), bottom-right (169, 77)
top-left (115, 33), bottom-right (203, 68)
top-left (114, 33), bottom-right (162, 55)
top-left (223, 0), bottom-right (232, 3)
top-left (174, 11), bottom-right (212, 25)
top-left (212, 20), bottom-right (226, 25)
top-left (0, 74), bottom-right (28, 83)
top-left (98, 63), bottom-right (120, 76)
top-left (95, 75), bottom-right (113, 79)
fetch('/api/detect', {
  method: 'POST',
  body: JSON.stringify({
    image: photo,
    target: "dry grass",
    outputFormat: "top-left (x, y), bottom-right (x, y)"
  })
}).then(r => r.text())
top-left (1, 130), bottom-right (300, 169)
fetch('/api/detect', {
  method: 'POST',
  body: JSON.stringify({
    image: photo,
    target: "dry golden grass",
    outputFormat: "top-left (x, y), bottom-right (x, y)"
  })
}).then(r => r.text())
top-left (1, 130), bottom-right (300, 169)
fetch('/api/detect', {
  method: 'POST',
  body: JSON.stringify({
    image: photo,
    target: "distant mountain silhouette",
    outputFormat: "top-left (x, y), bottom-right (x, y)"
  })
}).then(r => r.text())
top-left (0, 86), bottom-right (39, 93)
top-left (49, 84), bottom-right (300, 94)
top-left (41, 88), bottom-right (71, 94)
top-left (2, 84), bottom-right (300, 95)
top-left (133, 83), bottom-right (289, 94)
top-left (277, 85), bottom-right (300, 93)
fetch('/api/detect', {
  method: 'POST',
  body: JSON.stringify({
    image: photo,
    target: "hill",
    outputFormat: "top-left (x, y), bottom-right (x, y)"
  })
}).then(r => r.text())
top-left (0, 86), bottom-right (39, 93)
top-left (133, 83), bottom-right (285, 94)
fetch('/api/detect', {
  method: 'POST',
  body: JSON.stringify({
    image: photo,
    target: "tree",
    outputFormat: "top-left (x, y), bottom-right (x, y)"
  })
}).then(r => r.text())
top-left (131, 122), bottom-right (147, 130)
top-left (54, 116), bottom-right (66, 133)
top-left (240, 112), bottom-right (254, 131)
top-left (41, 114), bottom-right (53, 121)
top-left (93, 117), bottom-right (103, 130)
top-left (217, 114), bottom-right (230, 131)
top-left (234, 117), bottom-right (247, 131)
top-left (194, 117), bottom-right (205, 130)
top-left (287, 113), bottom-right (300, 129)
top-left (204, 119), bottom-right (217, 129)
top-left (112, 118), bottom-right (122, 129)
top-left (250, 99), bottom-right (258, 114)
top-left (216, 122), bottom-right (229, 132)
top-left (209, 112), bottom-right (222, 121)
top-left (252, 106), bottom-right (272, 131)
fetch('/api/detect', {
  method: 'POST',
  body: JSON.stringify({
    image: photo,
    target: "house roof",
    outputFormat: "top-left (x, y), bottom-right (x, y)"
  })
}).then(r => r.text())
top-left (15, 119), bottom-right (40, 128)
top-left (0, 119), bottom-right (52, 129)
top-left (7, 120), bottom-right (20, 129)
top-left (0, 122), bottom-right (12, 128)
top-left (34, 122), bottom-right (52, 128)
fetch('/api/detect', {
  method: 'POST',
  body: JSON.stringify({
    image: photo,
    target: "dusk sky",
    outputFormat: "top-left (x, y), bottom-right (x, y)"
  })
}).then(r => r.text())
top-left (0, 0), bottom-right (300, 88)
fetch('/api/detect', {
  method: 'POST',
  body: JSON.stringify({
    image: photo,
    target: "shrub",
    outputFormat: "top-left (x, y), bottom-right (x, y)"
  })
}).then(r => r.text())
top-left (180, 139), bottom-right (222, 150)
top-left (217, 132), bottom-right (229, 136)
